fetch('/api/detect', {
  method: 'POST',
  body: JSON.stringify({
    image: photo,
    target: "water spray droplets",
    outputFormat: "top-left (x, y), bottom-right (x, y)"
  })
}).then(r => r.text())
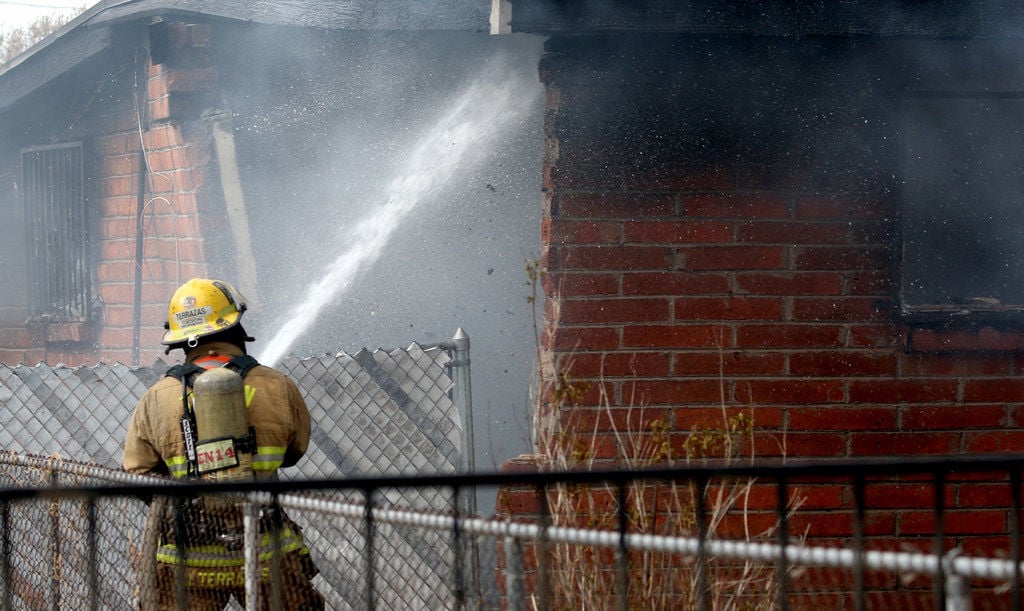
top-left (258, 67), bottom-right (537, 366)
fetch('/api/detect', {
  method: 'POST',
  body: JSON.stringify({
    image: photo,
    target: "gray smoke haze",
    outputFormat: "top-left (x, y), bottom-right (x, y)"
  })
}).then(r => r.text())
top-left (213, 28), bottom-right (546, 499)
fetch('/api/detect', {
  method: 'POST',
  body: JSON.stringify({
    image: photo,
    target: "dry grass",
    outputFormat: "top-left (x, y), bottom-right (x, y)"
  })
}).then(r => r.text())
top-left (521, 260), bottom-right (803, 610)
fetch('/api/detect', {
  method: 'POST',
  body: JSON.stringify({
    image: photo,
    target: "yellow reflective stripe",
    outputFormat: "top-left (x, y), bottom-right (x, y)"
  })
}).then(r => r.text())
top-left (253, 446), bottom-right (285, 472)
top-left (156, 528), bottom-right (308, 566)
top-left (165, 456), bottom-right (188, 477)
top-left (244, 385), bottom-right (256, 407)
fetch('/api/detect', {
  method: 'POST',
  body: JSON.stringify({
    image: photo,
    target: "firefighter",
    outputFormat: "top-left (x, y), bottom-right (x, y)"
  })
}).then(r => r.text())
top-left (123, 278), bottom-right (325, 610)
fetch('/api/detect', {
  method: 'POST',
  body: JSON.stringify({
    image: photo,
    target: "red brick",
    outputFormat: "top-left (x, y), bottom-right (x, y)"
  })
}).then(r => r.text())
top-left (623, 220), bottom-right (732, 244)
top-left (559, 298), bottom-right (670, 324)
top-left (98, 133), bottom-right (138, 156)
top-left (678, 245), bottom-right (785, 271)
top-left (848, 379), bottom-right (957, 404)
top-left (793, 195), bottom-right (884, 220)
top-left (735, 324), bottom-right (843, 349)
top-left (553, 245), bottom-right (670, 271)
top-left (844, 270), bottom-right (892, 294)
top-left (674, 296), bottom-right (782, 321)
top-left (735, 272), bottom-right (842, 296)
top-left (721, 482), bottom-right (849, 512)
top-left (102, 176), bottom-right (136, 198)
top-left (791, 297), bottom-right (891, 322)
top-left (899, 352), bottom-right (1013, 377)
top-left (673, 351), bottom-right (785, 376)
top-left (675, 405), bottom-right (783, 429)
top-left (847, 324), bottom-right (897, 348)
top-left (100, 196), bottom-right (137, 216)
top-left (99, 154), bottom-right (137, 177)
top-left (146, 73), bottom-right (168, 100)
top-left (902, 405), bottom-right (1006, 431)
top-left (789, 351), bottom-right (898, 377)
top-left (957, 483), bottom-right (1016, 508)
top-left (751, 431), bottom-right (848, 457)
top-left (631, 379), bottom-right (726, 405)
top-left (863, 483), bottom-right (938, 508)
top-left (550, 326), bottom-right (620, 350)
top-left (794, 246), bottom-right (891, 271)
top-left (622, 324), bottom-right (730, 349)
top-left (964, 431), bottom-right (1024, 453)
top-left (99, 239), bottom-right (136, 261)
top-left (735, 380), bottom-right (845, 404)
top-left (544, 272), bottom-right (618, 296)
top-left (963, 378), bottom-right (1024, 402)
top-left (899, 510), bottom-right (1006, 535)
top-left (790, 512), bottom-right (865, 537)
top-left (561, 352), bottom-right (671, 378)
top-left (147, 97), bottom-right (170, 121)
top-left (683, 194), bottom-right (790, 219)
top-left (850, 432), bottom-right (960, 456)
top-left (906, 326), bottom-right (1024, 352)
top-left (737, 221), bottom-right (847, 244)
top-left (789, 406), bottom-right (896, 431)
top-left (556, 192), bottom-right (674, 218)
top-left (165, 67), bottom-right (217, 92)
top-left (547, 219), bottom-right (620, 245)
top-left (621, 272), bottom-right (729, 296)
top-left (561, 406), bottom-right (674, 434)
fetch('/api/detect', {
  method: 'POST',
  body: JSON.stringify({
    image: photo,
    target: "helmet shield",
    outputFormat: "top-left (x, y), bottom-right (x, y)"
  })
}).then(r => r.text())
top-left (162, 278), bottom-right (248, 345)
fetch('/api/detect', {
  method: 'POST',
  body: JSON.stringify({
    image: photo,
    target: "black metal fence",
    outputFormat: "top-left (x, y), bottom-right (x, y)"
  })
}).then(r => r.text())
top-left (0, 453), bottom-right (1022, 610)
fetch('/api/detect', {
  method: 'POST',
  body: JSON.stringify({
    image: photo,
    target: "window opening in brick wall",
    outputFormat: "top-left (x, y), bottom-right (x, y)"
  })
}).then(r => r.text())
top-left (22, 142), bottom-right (92, 324)
top-left (900, 93), bottom-right (1024, 322)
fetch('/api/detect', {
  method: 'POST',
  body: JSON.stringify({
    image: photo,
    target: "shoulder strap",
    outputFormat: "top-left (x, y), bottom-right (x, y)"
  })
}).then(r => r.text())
top-left (164, 363), bottom-right (205, 384)
top-left (165, 355), bottom-right (259, 384)
top-left (226, 354), bottom-right (260, 379)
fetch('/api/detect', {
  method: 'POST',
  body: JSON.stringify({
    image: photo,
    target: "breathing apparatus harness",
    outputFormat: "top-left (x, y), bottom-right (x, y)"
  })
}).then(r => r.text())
top-left (166, 354), bottom-right (259, 479)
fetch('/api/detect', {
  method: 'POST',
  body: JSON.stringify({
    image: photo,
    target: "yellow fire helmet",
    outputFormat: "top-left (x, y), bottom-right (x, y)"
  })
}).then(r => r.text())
top-left (162, 278), bottom-right (248, 347)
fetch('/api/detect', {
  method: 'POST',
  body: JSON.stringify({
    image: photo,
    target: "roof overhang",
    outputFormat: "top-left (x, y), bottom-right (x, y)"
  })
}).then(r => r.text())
top-left (498, 0), bottom-right (1024, 37)
top-left (0, 0), bottom-right (492, 113)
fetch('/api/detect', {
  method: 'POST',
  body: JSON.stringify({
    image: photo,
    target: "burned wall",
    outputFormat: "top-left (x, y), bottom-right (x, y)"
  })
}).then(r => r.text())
top-left (515, 31), bottom-right (1024, 552)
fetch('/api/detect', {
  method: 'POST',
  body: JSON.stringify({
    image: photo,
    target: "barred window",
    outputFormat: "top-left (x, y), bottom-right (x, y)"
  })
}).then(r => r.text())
top-left (22, 142), bottom-right (92, 323)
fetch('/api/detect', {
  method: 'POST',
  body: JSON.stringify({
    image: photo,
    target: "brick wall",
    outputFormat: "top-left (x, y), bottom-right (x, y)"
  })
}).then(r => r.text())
top-left (498, 34), bottom-right (1024, 559)
top-left (0, 21), bottom-right (229, 367)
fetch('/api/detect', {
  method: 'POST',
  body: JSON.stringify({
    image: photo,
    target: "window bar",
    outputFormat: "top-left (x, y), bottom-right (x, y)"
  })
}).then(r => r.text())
top-left (363, 487), bottom-right (377, 611)
top-left (615, 481), bottom-right (628, 610)
top-left (56, 150), bottom-right (67, 319)
top-left (853, 475), bottom-right (867, 611)
top-left (74, 145), bottom-right (87, 319)
top-left (933, 471), bottom-right (947, 609)
top-left (694, 474), bottom-right (710, 611)
top-left (1012, 469), bottom-right (1021, 611)
top-left (49, 150), bottom-right (58, 318)
top-left (775, 476), bottom-right (790, 611)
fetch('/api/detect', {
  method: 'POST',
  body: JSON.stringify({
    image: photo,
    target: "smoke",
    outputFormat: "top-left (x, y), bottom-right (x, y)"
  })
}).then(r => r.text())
top-left (258, 62), bottom-right (539, 366)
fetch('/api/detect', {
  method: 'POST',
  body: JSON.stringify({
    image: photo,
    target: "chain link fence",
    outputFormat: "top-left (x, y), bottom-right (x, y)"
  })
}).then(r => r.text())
top-left (0, 335), bottom-right (477, 609)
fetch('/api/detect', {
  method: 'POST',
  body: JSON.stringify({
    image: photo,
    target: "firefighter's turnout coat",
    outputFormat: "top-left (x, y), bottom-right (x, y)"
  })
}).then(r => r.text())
top-left (123, 341), bottom-right (314, 576)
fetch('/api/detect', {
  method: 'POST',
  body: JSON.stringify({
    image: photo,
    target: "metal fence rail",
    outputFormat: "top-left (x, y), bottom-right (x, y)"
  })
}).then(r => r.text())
top-left (0, 454), bottom-right (1021, 610)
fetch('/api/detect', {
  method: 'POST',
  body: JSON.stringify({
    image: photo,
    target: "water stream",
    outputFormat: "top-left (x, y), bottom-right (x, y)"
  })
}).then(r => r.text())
top-left (258, 65), bottom-right (538, 366)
